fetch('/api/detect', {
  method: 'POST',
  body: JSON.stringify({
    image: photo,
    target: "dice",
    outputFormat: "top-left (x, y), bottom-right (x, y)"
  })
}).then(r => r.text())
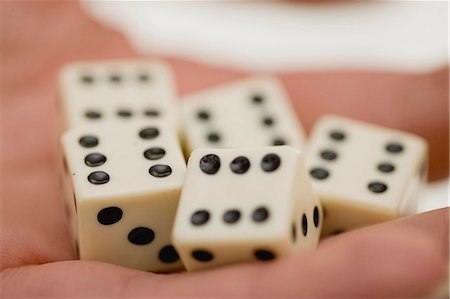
top-left (172, 146), bottom-right (322, 271)
top-left (180, 76), bottom-right (305, 153)
top-left (304, 115), bottom-right (428, 235)
top-left (61, 120), bottom-right (185, 272)
top-left (58, 59), bottom-right (179, 131)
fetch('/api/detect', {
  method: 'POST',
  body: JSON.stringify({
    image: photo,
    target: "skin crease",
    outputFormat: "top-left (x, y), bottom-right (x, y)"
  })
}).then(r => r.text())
top-left (1, 2), bottom-right (448, 298)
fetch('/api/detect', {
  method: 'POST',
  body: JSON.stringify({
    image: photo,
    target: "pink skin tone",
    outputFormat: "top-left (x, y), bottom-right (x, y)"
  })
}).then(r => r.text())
top-left (1, 2), bottom-right (448, 297)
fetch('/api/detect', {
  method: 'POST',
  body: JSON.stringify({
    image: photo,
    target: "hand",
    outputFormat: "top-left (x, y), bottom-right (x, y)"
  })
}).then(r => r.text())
top-left (2, 2), bottom-right (448, 297)
top-left (1, 209), bottom-right (447, 298)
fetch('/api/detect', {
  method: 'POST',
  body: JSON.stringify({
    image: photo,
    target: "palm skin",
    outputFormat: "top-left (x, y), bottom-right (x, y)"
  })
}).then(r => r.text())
top-left (1, 2), bottom-right (448, 297)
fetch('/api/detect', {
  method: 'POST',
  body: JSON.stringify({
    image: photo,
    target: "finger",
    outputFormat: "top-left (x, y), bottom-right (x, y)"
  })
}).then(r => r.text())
top-left (159, 208), bottom-right (448, 298)
top-left (338, 206), bottom-right (449, 259)
top-left (2, 208), bottom-right (447, 298)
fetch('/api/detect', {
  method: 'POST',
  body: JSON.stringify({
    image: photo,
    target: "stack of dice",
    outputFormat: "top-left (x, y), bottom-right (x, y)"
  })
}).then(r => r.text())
top-left (59, 60), bottom-right (428, 272)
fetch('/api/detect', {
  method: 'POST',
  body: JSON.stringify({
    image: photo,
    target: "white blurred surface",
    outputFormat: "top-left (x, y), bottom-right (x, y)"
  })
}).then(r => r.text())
top-left (418, 179), bottom-right (448, 212)
top-left (83, 1), bottom-right (448, 72)
top-left (82, 1), bottom-right (448, 212)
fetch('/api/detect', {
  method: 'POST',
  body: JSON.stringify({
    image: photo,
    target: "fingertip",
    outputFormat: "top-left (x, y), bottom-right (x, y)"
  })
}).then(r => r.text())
top-left (303, 225), bottom-right (447, 297)
top-left (159, 225), bottom-right (446, 298)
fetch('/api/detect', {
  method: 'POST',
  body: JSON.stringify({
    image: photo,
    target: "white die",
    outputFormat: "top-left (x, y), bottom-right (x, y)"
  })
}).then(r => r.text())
top-left (173, 146), bottom-right (321, 271)
top-left (59, 59), bottom-right (179, 131)
top-left (61, 120), bottom-right (185, 272)
top-left (180, 76), bottom-right (305, 153)
top-left (304, 115), bottom-right (428, 235)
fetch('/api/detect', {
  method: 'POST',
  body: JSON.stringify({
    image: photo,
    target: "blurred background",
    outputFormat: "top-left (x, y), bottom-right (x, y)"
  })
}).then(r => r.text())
top-left (84, 1), bottom-right (447, 72)
top-left (83, 1), bottom-right (448, 212)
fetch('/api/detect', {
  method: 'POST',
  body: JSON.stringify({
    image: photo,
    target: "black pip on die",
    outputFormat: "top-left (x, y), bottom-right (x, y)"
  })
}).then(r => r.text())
top-left (180, 76), bottom-right (305, 154)
top-left (172, 146), bottom-right (322, 271)
top-left (61, 120), bottom-right (186, 272)
top-left (305, 115), bottom-right (428, 236)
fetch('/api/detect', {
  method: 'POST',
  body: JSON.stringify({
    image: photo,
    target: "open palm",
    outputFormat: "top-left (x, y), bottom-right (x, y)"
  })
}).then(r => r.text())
top-left (2, 2), bottom-right (448, 297)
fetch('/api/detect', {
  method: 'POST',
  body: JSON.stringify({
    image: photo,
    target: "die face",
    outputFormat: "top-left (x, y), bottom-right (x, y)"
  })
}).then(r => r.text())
top-left (305, 115), bottom-right (427, 230)
top-left (62, 121), bottom-right (186, 272)
top-left (175, 240), bottom-right (293, 272)
top-left (181, 76), bottom-right (305, 152)
top-left (292, 154), bottom-right (323, 252)
top-left (59, 60), bottom-right (178, 130)
top-left (175, 147), bottom-right (300, 242)
top-left (62, 121), bottom-right (185, 200)
top-left (173, 146), bottom-right (321, 271)
top-left (79, 190), bottom-right (182, 272)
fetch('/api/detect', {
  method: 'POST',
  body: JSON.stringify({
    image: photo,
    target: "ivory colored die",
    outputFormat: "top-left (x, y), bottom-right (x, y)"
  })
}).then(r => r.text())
top-left (61, 120), bottom-right (185, 272)
top-left (59, 60), bottom-right (179, 131)
top-left (173, 146), bottom-right (322, 271)
top-left (304, 115), bottom-right (428, 235)
top-left (180, 76), bottom-right (305, 154)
